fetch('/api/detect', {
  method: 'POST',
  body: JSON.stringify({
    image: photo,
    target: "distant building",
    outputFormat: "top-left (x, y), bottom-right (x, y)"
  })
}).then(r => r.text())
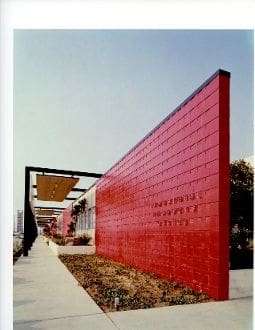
top-left (16, 210), bottom-right (24, 233)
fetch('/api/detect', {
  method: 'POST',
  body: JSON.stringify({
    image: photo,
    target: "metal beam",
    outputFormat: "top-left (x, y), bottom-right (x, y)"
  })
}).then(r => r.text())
top-left (72, 188), bottom-right (87, 192)
top-left (34, 206), bottom-right (65, 210)
top-left (26, 166), bottom-right (102, 178)
top-left (33, 185), bottom-right (87, 193)
top-left (33, 195), bottom-right (76, 201)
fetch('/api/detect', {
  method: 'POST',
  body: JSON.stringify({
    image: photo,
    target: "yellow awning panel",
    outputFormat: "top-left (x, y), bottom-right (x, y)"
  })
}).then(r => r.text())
top-left (36, 209), bottom-right (54, 216)
top-left (36, 175), bottom-right (79, 202)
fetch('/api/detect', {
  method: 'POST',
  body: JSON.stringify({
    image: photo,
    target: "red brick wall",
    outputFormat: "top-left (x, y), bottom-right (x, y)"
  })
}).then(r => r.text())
top-left (95, 70), bottom-right (230, 300)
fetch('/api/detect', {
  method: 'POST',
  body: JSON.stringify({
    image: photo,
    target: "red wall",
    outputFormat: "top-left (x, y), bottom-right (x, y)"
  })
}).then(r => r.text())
top-left (96, 70), bottom-right (230, 300)
top-left (62, 204), bottom-right (73, 236)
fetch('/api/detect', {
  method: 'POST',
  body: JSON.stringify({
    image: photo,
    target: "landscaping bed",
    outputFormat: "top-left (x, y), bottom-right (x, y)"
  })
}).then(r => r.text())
top-left (13, 247), bottom-right (23, 264)
top-left (59, 254), bottom-right (213, 312)
top-left (48, 239), bottom-right (95, 256)
top-left (13, 236), bottom-right (23, 264)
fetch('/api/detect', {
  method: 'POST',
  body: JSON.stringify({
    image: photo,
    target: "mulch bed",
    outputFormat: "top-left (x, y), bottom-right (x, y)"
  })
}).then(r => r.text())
top-left (13, 247), bottom-right (23, 265)
top-left (59, 254), bottom-right (213, 312)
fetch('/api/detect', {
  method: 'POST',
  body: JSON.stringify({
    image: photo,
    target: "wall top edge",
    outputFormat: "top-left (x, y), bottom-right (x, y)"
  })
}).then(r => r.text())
top-left (217, 69), bottom-right (231, 78)
top-left (97, 68), bottom-right (231, 182)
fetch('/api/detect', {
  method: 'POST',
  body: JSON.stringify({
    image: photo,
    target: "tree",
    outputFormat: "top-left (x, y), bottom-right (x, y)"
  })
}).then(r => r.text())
top-left (230, 159), bottom-right (253, 269)
top-left (230, 159), bottom-right (253, 231)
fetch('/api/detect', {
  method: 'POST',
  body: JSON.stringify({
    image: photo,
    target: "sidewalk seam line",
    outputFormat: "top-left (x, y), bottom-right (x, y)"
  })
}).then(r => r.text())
top-left (14, 312), bottom-right (105, 324)
top-left (104, 313), bottom-right (121, 329)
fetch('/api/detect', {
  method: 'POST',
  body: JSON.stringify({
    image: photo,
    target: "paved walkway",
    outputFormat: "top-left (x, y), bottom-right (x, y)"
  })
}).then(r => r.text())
top-left (14, 237), bottom-right (253, 330)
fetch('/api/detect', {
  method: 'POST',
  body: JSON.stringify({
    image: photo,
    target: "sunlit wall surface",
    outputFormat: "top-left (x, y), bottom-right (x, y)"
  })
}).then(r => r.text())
top-left (96, 70), bottom-right (230, 300)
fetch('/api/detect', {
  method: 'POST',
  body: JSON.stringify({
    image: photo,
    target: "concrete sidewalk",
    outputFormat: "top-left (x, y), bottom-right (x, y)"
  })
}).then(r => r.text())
top-left (14, 237), bottom-right (253, 330)
top-left (14, 237), bottom-right (116, 330)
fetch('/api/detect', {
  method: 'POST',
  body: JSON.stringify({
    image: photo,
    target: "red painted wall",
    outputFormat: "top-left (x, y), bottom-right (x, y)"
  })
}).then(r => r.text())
top-left (96, 70), bottom-right (230, 300)
top-left (62, 204), bottom-right (73, 236)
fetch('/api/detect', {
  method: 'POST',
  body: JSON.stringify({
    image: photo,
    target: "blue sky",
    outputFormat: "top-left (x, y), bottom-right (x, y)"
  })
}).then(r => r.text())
top-left (14, 29), bottom-right (254, 212)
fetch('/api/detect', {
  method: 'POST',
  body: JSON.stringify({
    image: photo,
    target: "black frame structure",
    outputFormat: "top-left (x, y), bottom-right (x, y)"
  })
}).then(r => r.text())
top-left (23, 166), bottom-right (102, 256)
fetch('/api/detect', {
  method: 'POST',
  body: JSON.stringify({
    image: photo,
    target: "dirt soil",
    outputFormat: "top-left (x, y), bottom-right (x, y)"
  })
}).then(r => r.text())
top-left (13, 247), bottom-right (23, 265)
top-left (59, 254), bottom-right (213, 312)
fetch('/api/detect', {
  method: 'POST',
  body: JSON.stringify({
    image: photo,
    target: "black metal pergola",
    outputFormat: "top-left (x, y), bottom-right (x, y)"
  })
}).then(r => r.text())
top-left (23, 166), bottom-right (102, 256)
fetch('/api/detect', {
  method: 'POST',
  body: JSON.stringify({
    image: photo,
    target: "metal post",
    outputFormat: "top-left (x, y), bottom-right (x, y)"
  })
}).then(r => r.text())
top-left (23, 167), bottom-right (38, 256)
top-left (23, 167), bottom-right (30, 256)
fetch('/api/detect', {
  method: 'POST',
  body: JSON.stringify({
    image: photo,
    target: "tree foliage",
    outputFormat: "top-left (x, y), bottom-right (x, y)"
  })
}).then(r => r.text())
top-left (230, 159), bottom-right (253, 231)
top-left (229, 159), bottom-right (253, 268)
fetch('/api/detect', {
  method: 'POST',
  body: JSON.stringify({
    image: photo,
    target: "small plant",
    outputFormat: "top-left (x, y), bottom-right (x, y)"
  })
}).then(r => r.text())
top-left (67, 221), bottom-right (76, 237)
top-left (170, 281), bottom-right (178, 289)
top-left (79, 199), bottom-right (87, 213)
top-left (51, 235), bottom-right (65, 246)
top-left (74, 233), bottom-right (91, 246)
top-left (73, 204), bottom-right (81, 215)
top-left (160, 291), bottom-right (168, 302)
top-left (168, 293), bottom-right (200, 305)
top-left (104, 287), bottom-right (127, 301)
top-left (182, 286), bottom-right (194, 295)
top-left (43, 224), bottom-right (52, 238)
